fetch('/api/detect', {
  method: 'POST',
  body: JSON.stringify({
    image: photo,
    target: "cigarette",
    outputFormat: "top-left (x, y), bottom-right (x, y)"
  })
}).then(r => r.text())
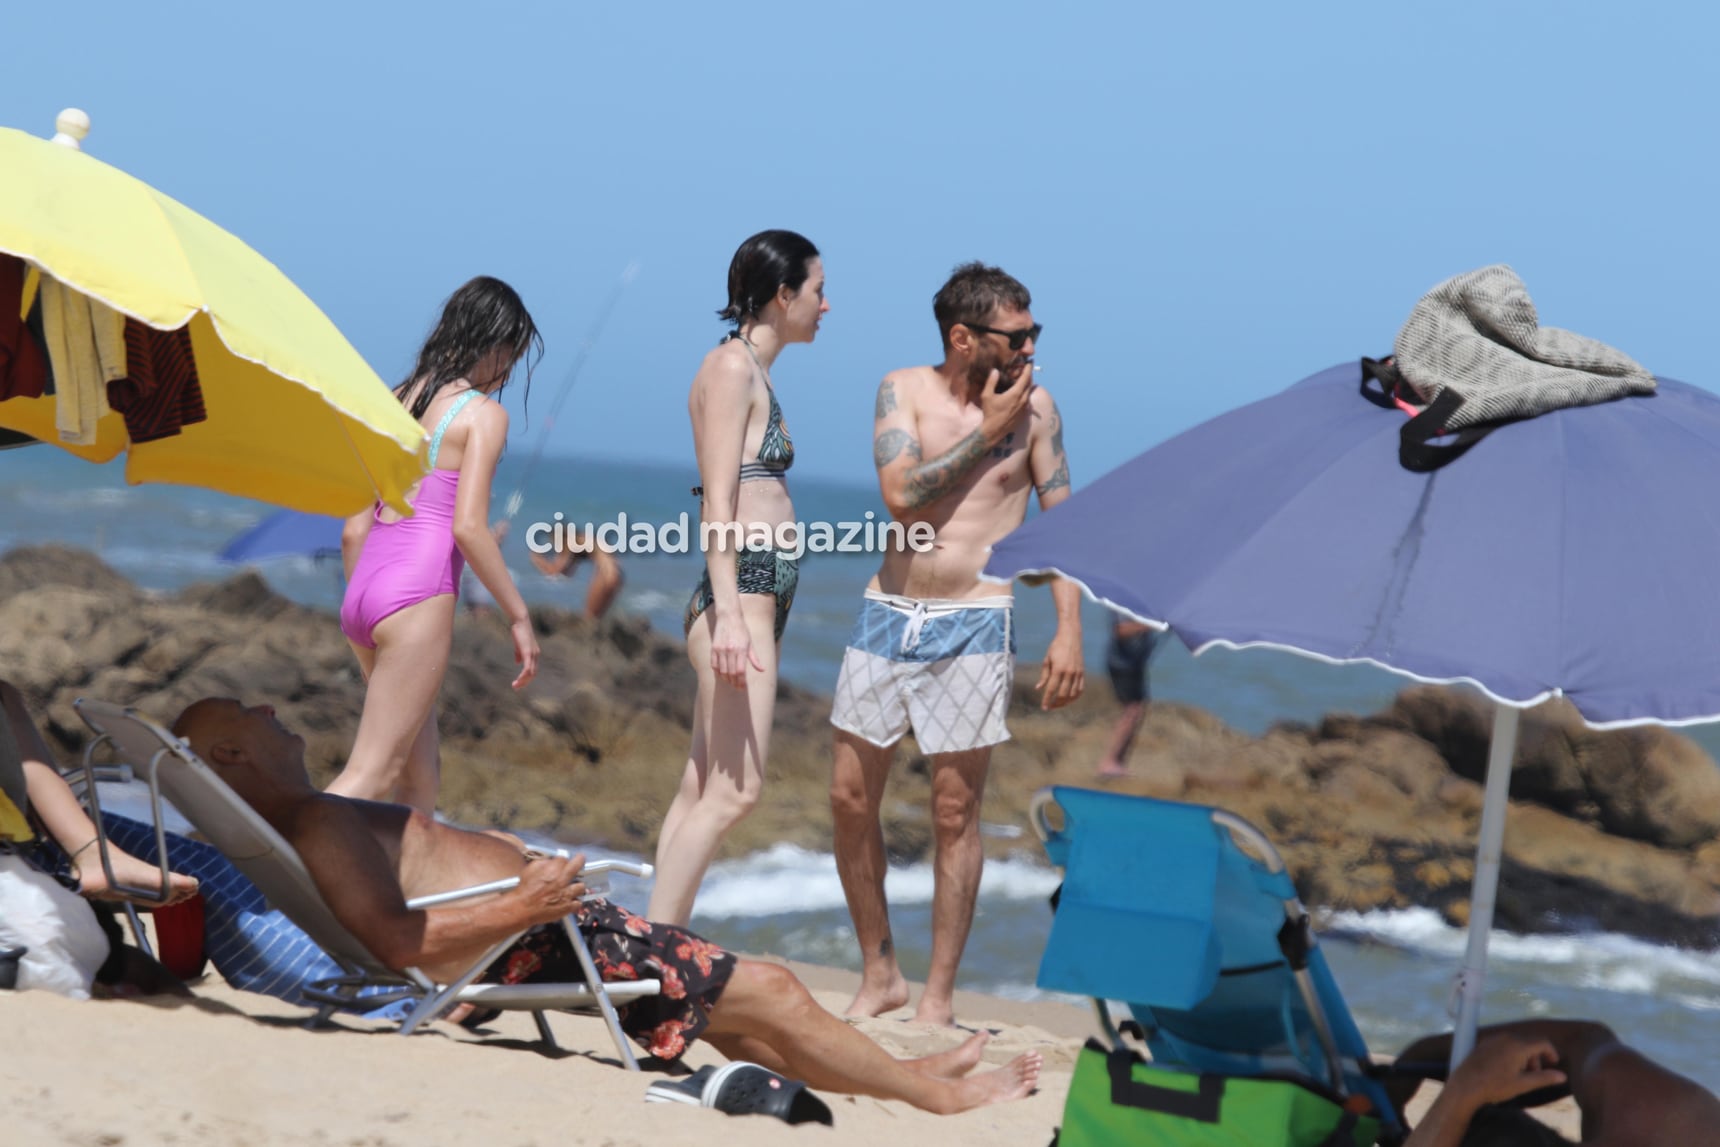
top-left (1032, 365), bottom-right (1042, 372)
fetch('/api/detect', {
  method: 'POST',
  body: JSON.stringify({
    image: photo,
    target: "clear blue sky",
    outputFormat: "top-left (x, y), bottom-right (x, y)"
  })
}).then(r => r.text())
top-left (6, 2), bottom-right (1715, 487)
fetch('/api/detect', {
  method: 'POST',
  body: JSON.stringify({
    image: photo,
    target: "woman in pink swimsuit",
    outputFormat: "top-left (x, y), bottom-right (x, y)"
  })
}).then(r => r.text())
top-left (332, 277), bottom-right (543, 813)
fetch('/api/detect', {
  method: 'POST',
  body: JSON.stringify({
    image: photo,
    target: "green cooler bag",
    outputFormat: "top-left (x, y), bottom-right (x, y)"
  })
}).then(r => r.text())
top-left (1055, 1042), bottom-right (1380, 1147)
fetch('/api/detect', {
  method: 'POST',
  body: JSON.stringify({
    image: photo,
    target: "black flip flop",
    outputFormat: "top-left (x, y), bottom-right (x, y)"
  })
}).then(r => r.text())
top-left (645, 1061), bottom-right (834, 1126)
top-left (456, 1006), bottom-right (503, 1031)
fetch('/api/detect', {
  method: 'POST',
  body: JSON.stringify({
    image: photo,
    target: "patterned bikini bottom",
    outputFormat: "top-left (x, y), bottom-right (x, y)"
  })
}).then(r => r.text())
top-left (682, 545), bottom-right (799, 642)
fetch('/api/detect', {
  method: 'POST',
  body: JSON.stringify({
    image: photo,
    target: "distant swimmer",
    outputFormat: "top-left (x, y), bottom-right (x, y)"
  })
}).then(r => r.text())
top-left (529, 525), bottom-right (624, 621)
top-left (333, 277), bottom-right (543, 814)
top-left (830, 261), bottom-right (1084, 1026)
top-left (1097, 616), bottom-right (1158, 779)
top-left (647, 230), bottom-right (829, 928)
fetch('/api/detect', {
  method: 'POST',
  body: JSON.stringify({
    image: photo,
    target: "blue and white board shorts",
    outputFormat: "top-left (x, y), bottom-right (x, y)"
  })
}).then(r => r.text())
top-left (830, 590), bottom-right (1016, 754)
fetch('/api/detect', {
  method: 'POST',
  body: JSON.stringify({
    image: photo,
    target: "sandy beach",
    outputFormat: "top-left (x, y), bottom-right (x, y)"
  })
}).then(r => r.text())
top-left (2, 948), bottom-right (1581, 1146)
top-left (3, 958), bottom-right (1087, 1147)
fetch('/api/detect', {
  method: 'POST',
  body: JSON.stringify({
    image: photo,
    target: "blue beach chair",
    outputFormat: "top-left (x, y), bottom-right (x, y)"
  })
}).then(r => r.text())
top-left (1030, 786), bottom-right (1404, 1143)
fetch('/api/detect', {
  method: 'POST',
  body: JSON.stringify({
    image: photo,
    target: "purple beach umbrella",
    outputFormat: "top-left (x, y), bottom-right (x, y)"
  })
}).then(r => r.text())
top-left (984, 360), bottom-right (1720, 1066)
top-left (219, 509), bottom-right (345, 565)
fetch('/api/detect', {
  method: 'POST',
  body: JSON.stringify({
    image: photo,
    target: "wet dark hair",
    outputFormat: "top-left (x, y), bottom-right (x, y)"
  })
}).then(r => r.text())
top-left (1458, 1105), bottom-right (1574, 1147)
top-left (717, 230), bottom-right (820, 326)
top-left (933, 262), bottom-right (1032, 350)
top-left (398, 276), bottom-right (542, 421)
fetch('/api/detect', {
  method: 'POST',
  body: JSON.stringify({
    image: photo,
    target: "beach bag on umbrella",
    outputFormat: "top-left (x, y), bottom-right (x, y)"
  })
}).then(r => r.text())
top-left (1361, 264), bottom-right (1656, 472)
top-left (1051, 1040), bottom-right (1380, 1147)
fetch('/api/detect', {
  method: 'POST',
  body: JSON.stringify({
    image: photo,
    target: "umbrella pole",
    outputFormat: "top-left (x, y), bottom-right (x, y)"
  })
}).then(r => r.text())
top-left (1449, 703), bottom-right (1521, 1069)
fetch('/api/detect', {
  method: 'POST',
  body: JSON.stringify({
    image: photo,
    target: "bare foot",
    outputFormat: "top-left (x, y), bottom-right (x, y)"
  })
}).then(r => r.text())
top-left (912, 995), bottom-right (957, 1027)
top-left (1095, 760), bottom-right (1128, 780)
top-left (78, 847), bottom-right (199, 905)
top-left (845, 971), bottom-right (911, 1019)
top-left (942, 1051), bottom-right (1042, 1113)
top-left (906, 1031), bottom-right (992, 1079)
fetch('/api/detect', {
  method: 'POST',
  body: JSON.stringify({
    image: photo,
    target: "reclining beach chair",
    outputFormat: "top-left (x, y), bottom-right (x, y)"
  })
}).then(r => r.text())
top-left (1030, 785), bottom-right (1404, 1144)
top-left (72, 698), bottom-right (661, 1071)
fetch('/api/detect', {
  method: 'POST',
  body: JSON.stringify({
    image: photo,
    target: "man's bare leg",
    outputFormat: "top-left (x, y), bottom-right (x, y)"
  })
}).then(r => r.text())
top-left (705, 961), bottom-right (1040, 1114)
top-left (831, 729), bottom-right (909, 1017)
top-left (1096, 701), bottom-right (1145, 779)
top-left (709, 1029), bottom-right (994, 1081)
top-left (917, 748), bottom-right (992, 1026)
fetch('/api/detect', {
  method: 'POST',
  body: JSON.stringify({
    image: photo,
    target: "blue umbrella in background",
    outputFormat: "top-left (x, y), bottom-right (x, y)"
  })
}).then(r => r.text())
top-left (984, 360), bottom-right (1720, 1067)
top-left (219, 509), bottom-right (345, 565)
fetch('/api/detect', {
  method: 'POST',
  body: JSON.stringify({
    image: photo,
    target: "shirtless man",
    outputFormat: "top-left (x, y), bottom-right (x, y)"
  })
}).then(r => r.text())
top-left (529, 526), bottom-right (624, 620)
top-left (170, 697), bottom-right (1041, 1115)
top-left (830, 263), bottom-right (1085, 1025)
top-left (1392, 1020), bottom-right (1720, 1146)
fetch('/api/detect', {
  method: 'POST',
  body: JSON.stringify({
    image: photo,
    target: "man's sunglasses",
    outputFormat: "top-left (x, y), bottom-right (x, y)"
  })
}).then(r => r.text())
top-left (961, 321), bottom-right (1043, 351)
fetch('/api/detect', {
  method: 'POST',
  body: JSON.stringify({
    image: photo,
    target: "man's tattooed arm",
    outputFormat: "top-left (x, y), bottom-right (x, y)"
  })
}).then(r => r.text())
top-left (874, 422), bottom-right (991, 510)
top-left (874, 372), bottom-right (1000, 511)
top-left (903, 429), bottom-right (988, 509)
top-left (873, 427), bottom-right (922, 468)
top-left (1034, 399), bottom-right (1071, 500)
top-left (874, 379), bottom-right (898, 420)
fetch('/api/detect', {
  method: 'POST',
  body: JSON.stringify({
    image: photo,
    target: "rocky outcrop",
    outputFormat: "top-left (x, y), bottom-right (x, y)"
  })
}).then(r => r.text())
top-left (2, 545), bottom-right (1717, 948)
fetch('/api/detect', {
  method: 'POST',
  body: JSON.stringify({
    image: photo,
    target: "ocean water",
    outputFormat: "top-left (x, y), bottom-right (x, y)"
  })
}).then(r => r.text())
top-left (6, 447), bottom-right (1720, 1090)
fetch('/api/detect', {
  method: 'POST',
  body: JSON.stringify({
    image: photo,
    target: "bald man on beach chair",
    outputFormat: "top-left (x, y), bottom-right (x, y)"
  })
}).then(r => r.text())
top-left (168, 698), bottom-right (1041, 1116)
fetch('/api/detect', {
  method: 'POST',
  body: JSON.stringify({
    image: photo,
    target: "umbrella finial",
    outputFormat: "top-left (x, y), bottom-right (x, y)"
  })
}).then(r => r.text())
top-left (52, 108), bottom-right (90, 150)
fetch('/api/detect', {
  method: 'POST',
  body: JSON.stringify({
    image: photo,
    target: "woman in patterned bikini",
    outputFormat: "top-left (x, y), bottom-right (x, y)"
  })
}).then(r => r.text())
top-left (647, 231), bottom-right (829, 926)
top-left (332, 277), bottom-right (543, 814)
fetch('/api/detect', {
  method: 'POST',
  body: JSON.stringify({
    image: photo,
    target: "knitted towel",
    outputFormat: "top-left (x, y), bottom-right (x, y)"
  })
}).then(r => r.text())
top-left (1393, 264), bottom-right (1654, 430)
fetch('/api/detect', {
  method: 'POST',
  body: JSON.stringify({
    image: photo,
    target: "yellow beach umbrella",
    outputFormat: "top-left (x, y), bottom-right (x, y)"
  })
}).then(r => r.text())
top-left (0, 110), bottom-right (426, 516)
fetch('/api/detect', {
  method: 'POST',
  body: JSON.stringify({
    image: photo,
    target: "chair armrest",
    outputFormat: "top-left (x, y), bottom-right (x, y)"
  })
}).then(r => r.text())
top-left (402, 858), bottom-right (654, 910)
top-left (523, 847), bottom-right (654, 881)
top-left (405, 877), bottom-right (521, 910)
top-left (589, 860), bottom-right (653, 879)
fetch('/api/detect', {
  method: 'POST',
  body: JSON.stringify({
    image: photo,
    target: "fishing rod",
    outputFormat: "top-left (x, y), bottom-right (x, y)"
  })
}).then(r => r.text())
top-left (503, 259), bottom-right (641, 521)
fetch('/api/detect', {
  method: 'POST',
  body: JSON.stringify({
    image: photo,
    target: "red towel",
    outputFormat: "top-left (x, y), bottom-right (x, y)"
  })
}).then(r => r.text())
top-left (107, 320), bottom-right (208, 442)
top-left (0, 255), bottom-right (48, 402)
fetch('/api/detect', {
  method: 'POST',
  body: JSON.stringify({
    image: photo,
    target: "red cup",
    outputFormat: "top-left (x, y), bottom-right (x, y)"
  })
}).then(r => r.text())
top-left (151, 893), bottom-right (207, 981)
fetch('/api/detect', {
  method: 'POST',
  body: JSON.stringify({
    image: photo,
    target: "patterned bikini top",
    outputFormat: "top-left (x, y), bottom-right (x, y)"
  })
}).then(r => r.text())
top-left (740, 388), bottom-right (794, 482)
top-left (693, 334), bottom-right (794, 497)
top-left (733, 334), bottom-right (794, 482)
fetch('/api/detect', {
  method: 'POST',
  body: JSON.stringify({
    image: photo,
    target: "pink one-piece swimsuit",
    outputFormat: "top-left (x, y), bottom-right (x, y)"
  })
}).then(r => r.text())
top-left (339, 390), bottom-right (481, 648)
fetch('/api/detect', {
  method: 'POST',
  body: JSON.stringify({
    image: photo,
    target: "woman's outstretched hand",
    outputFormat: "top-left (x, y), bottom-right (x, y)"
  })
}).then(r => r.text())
top-left (511, 615), bottom-right (540, 690)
